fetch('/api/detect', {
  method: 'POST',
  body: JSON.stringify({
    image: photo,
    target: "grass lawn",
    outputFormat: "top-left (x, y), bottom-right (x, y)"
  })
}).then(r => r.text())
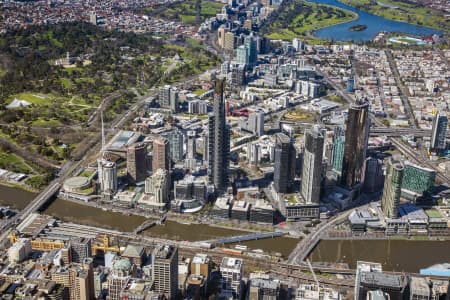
top-left (80, 169), bottom-right (95, 178)
top-left (149, 0), bottom-right (223, 24)
top-left (31, 118), bottom-right (62, 127)
top-left (44, 31), bottom-right (64, 47)
top-left (340, 0), bottom-right (449, 31)
top-left (266, 0), bottom-right (356, 40)
top-left (8, 92), bottom-right (55, 106)
top-left (0, 150), bottom-right (34, 174)
top-left (326, 94), bottom-right (348, 105)
top-left (284, 109), bottom-right (317, 122)
top-left (192, 88), bottom-right (207, 96)
top-left (62, 66), bottom-right (84, 74)
top-left (60, 78), bottom-right (73, 89)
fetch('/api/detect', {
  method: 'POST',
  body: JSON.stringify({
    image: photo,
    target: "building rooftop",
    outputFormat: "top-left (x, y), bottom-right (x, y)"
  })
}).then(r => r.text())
top-left (367, 290), bottom-right (389, 300)
top-left (404, 161), bottom-right (435, 173)
top-left (154, 245), bottom-right (176, 260)
top-left (253, 199), bottom-right (273, 210)
top-left (220, 257), bottom-right (243, 271)
top-left (276, 132), bottom-right (290, 144)
top-left (425, 209), bottom-right (444, 219)
top-left (410, 276), bottom-right (430, 296)
top-left (214, 196), bottom-right (232, 210)
top-left (113, 258), bottom-right (132, 272)
top-left (399, 203), bottom-right (428, 222)
top-left (420, 263), bottom-right (450, 277)
top-left (192, 253), bottom-right (210, 265)
top-left (122, 244), bottom-right (145, 258)
top-left (357, 261), bottom-right (383, 273)
top-left (231, 200), bottom-right (250, 212)
top-left (249, 278), bottom-right (279, 290)
top-left (187, 274), bottom-right (205, 285)
top-left (360, 272), bottom-right (404, 289)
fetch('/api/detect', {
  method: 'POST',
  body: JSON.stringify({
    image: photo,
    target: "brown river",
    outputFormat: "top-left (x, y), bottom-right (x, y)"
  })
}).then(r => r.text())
top-left (1, 185), bottom-right (449, 264)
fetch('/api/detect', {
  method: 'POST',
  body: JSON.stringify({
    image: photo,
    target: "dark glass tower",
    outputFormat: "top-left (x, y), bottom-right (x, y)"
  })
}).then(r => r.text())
top-left (430, 111), bottom-right (448, 151)
top-left (208, 79), bottom-right (230, 193)
top-left (273, 133), bottom-right (296, 193)
top-left (340, 99), bottom-right (370, 189)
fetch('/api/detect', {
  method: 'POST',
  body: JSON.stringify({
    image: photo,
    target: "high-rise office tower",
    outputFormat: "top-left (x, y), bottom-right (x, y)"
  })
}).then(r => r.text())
top-left (126, 143), bottom-right (147, 183)
top-left (158, 85), bottom-right (171, 108)
top-left (170, 87), bottom-right (179, 113)
top-left (244, 35), bottom-right (257, 66)
top-left (401, 161), bottom-right (435, 200)
top-left (354, 261), bottom-right (383, 300)
top-left (236, 45), bottom-right (249, 66)
top-left (158, 85), bottom-right (178, 112)
top-left (340, 99), bottom-right (370, 189)
top-left (164, 129), bottom-right (184, 163)
top-left (363, 157), bottom-right (384, 193)
top-left (152, 245), bottom-right (178, 300)
top-left (70, 237), bottom-right (92, 263)
top-left (98, 159), bottom-right (118, 197)
top-left (331, 126), bottom-right (345, 175)
top-left (208, 79), bottom-right (230, 193)
top-left (301, 126), bottom-right (324, 204)
top-left (430, 111), bottom-right (448, 151)
top-left (152, 138), bottom-right (170, 172)
top-left (381, 159), bottom-right (404, 218)
top-left (185, 130), bottom-right (197, 170)
top-left (247, 142), bottom-right (261, 165)
top-left (224, 32), bottom-right (236, 51)
top-left (145, 168), bottom-right (169, 205)
top-left (273, 133), bottom-right (296, 193)
top-left (247, 278), bottom-right (280, 300)
top-left (217, 26), bottom-right (227, 48)
top-left (51, 260), bottom-right (95, 300)
top-left (220, 257), bottom-right (243, 299)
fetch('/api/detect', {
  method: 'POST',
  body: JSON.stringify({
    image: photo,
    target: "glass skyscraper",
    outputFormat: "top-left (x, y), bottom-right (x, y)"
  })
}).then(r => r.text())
top-left (340, 99), bottom-right (370, 189)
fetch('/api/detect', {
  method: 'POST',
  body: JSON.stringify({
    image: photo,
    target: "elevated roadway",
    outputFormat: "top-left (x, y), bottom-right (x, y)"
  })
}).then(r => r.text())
top-left (287, 209), bottom-right (353, 265)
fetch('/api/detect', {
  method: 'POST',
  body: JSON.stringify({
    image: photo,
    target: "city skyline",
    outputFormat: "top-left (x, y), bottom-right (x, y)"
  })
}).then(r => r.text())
top-left (0, 0), bottom-right (448, 299)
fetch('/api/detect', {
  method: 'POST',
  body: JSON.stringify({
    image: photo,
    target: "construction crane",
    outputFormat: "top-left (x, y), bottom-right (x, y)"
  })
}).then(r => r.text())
top-left (91, 234), bottom-right (120, 256)
top-left (9, 232), bottom-right (64, 251)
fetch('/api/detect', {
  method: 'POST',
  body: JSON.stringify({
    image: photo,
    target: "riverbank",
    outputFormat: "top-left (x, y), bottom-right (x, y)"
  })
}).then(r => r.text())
top-left (58, 195), bottom-right (275, 233)
top-left (338, 0), bottom-right (448, 32)
top-left (266, 0), bottom-right (358, 41)
top-left (42, 197), bottom-right (300, 256)
top-left (0, 181), bottom-right (39, 194)
top-left (309, 239), bottom-right (450, 272)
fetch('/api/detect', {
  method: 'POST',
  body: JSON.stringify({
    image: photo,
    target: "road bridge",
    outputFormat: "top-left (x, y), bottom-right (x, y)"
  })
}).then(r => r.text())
top-left (287, 209), bottom-right (354, 265)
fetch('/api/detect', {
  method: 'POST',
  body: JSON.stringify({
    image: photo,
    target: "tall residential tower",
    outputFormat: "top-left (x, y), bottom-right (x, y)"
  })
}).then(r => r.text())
top-left (273, 133), bottom-right (296, 193)
top-left (340, 99), bottom-right (370, 189)
top-left (381, 159), bottom-right (404, 218)
top-left (430, 111), bottom-right (448, 151)
top-left (208, 79), bottom-right (230, 193)
top-left (301, 126), bottom-right (324, 204)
